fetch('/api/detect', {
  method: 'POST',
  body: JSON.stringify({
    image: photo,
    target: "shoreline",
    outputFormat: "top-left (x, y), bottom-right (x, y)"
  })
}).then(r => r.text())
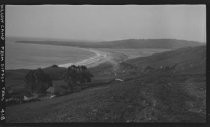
top-left (6, 41), bottom-right (168, 70)
top-left (7, 47), bottom-right (164, 70)
top-left (58, 48), bottom-right (110, 68)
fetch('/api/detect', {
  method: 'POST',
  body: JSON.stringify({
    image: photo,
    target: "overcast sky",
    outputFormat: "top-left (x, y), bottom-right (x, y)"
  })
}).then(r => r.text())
top-left (6, 5), bottom-right (206, 42)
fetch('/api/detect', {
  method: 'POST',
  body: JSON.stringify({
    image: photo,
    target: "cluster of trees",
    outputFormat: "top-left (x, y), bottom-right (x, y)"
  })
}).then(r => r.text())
top-left (24, 65), bottom-right (93, 94)
top-left (64, 65), bottom-right (93, 91)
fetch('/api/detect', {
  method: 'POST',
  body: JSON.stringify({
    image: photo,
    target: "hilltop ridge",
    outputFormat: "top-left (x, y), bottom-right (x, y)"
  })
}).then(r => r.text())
top-left (16, 38), bottom-right (204, 49)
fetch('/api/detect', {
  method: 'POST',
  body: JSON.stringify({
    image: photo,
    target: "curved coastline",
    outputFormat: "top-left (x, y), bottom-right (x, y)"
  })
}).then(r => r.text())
top-left (58, 48), bottom-right (109, 68)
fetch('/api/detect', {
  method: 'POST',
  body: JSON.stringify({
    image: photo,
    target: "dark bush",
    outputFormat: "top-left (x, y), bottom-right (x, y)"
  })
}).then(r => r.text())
top-left (51, 64), bottom-right (58, 68)
top-left (25, 68), bottom-right (52, 94)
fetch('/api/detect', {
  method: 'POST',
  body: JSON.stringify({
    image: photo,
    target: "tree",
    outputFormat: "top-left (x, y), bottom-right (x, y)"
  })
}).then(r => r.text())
top-left (51, 64), bottom-right (58, 68)
top-left (80, 65), bottom-right (93, 82)
top-left (25, 68), bottom-right (52, 94)
top-left (64, 65), bottom-right (93, 91)
top-left (63, 66), bottom-right (74, 91)
top-left (25, 70), bottom-right (36, 93)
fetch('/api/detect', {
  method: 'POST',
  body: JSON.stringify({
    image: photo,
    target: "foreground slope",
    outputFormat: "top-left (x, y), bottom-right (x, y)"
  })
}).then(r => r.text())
top-left (6, 46), bottom-right (206, 122)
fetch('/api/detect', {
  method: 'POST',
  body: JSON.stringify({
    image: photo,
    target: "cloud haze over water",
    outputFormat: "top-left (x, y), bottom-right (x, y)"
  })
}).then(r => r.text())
top-left (6, 5), bottom-right (206, 42)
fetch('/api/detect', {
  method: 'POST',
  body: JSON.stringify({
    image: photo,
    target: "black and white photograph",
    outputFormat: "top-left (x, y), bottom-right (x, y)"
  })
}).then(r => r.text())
top-left (5, 5), bottom-right (206, 123)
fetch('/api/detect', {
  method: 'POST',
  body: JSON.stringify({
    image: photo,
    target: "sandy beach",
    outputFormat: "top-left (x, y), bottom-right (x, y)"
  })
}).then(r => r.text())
top-left (58, 48), bottom-right (167, 69)
top-left (59, 48), bottom-right (111, 68)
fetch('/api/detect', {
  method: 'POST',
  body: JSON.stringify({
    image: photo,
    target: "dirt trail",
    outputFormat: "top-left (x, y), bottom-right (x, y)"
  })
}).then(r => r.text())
top-left (105, 52), bottom-right (125, 78)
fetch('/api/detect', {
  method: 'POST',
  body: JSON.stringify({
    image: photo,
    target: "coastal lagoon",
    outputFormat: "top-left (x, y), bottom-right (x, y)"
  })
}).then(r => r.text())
top-left (6, 40), bottom-right (95, 70)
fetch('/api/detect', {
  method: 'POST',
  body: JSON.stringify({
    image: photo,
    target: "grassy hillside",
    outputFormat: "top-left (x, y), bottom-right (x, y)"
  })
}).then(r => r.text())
top-left (6, 74), bottom-right (206, 122)
top-left (17, 39), bottom-right (204, 49)
top-left (125, 46), bottom-right (206, 74)
top-left (6, 45), bottom-right (206, 122)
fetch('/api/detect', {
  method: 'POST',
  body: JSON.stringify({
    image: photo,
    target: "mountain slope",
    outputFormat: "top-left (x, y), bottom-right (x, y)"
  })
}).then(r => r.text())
top-left (124, 45), bottom-right (206, 74)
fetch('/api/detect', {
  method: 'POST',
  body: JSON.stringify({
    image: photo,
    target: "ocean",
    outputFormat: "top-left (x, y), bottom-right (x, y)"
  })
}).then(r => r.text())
top-left (5, 40), bottom-right (95, 70)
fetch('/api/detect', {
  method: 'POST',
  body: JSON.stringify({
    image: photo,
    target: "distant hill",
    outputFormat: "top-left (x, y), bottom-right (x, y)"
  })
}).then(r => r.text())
top-left (99, 39), bottom-right (204, 49)
top-left (16, 38), bottom-right (204, 49)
